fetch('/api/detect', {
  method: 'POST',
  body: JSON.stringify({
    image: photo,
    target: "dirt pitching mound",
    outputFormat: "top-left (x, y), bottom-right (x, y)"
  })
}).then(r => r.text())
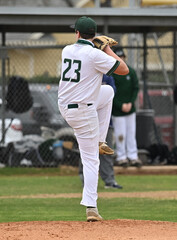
top-left (0, 219), bottom-right (177, 240)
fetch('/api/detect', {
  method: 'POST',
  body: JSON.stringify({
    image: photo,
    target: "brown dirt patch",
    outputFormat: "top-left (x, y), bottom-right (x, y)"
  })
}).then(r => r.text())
top-left (60, 165), bottom-right (177, 176)
top-left (0, 219), bottom-right (177, 240)
top-left (0, 191), bottom-right (177, 199)
top-left (113, 165), bottom-right (177, 175)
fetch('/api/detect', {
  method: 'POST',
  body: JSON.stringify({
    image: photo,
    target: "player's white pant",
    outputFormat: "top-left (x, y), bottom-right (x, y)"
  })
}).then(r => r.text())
top-left (112, 113), bottom-right (138, 161)
top-left (59, 85), bottom-right (114, 207)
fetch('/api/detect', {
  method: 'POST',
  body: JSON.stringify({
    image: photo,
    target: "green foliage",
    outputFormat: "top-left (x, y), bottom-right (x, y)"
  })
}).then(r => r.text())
top-left (1, 76), bottom-right (60, 84)
top-left (28, 75), bottom-right (59, 84)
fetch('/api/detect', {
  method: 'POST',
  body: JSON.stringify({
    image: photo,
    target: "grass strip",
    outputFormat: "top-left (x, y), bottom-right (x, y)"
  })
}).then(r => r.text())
top-left (0, 175), bottom-right (177, 196)
top-left (0, 198), bottom-right (176, 223)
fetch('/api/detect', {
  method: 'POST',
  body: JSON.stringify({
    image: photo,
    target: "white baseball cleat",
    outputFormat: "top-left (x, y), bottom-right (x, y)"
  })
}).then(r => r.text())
top-left (86, 207), bottom-right (103, 222)
top-left (99, 142), bottom-right (114, 155)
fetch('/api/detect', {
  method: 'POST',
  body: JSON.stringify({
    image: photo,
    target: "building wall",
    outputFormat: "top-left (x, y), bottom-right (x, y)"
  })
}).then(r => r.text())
top-left (6, 47), bottom-right (62, 79)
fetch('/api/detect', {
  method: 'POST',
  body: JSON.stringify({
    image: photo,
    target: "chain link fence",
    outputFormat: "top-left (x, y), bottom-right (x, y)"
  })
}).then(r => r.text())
top-left (121, 32), bottom-right (174, 151)
top-left (0, 31), bottom-right (176, 167)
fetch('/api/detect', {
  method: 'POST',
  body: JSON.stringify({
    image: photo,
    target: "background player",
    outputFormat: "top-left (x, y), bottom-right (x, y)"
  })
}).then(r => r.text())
top-left (112, 47), bottom-right (142, 168)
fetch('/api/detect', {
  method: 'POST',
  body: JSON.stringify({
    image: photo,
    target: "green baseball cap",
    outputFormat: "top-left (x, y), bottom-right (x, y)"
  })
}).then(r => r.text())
top-left (74, 16), bottom-right (97, 35)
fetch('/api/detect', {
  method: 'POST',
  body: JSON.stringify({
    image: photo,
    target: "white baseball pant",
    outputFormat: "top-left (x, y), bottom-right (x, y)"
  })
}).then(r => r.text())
top-left (112, 112), bottom-right (138, 161)
top-left (59, 85), bottom-right (114, 207)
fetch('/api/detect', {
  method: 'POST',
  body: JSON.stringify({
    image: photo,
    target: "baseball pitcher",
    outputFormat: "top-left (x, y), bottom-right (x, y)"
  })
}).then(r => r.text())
top-left (58, 16), bottom-right (129, 221)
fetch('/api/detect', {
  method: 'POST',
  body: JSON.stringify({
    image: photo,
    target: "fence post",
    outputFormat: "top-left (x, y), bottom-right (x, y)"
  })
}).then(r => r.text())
top-left (0, 31), bottom-right (7, 144)
top-left (174, 31), bottom-right (177, 147)
top-left (143, 32), bottom-right (148, 109)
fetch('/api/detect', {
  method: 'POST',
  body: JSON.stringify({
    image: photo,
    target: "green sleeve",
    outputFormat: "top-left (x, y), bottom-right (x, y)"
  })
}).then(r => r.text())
top-left (113, 97), bottom-right (123, 111)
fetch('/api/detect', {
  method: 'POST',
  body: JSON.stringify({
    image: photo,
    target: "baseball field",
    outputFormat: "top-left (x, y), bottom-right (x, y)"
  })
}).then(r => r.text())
top-left (0, 166), bottom-right (177, 240)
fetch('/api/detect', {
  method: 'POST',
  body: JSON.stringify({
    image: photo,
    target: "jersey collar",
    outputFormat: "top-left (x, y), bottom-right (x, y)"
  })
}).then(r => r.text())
top-left (76, 39), bottom-right (94, 47)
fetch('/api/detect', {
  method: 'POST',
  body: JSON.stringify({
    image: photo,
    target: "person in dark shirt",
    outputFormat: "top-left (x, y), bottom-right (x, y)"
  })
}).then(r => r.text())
top-left (112, 47), bottom-right (142, 168)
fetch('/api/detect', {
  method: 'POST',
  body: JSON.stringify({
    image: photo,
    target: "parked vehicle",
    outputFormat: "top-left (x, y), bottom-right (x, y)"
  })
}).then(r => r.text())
top-left (138, 89), bottom-right (174, 149)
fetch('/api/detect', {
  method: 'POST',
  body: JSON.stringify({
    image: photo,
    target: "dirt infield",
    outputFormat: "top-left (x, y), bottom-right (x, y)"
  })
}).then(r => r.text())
top-left (59, 165), bottom-right (177, 176)
top-left (1, 219), bottom-right (177, 240)
top-left (0, 191), bottom-right (177, 199)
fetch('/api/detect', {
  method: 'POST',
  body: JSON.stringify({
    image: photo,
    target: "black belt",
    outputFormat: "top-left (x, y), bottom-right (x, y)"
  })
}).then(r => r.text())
top-left (68, 103), bottom-right (92, 109)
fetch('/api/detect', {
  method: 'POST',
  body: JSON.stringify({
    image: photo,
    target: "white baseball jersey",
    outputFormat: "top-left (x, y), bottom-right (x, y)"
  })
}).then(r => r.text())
top-left (58, 39), bottom-right (119, 106)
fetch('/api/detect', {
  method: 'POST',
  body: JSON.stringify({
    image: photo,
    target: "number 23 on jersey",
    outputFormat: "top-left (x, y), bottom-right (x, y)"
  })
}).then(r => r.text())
top-left (62, 58), bottom-right (81, 83)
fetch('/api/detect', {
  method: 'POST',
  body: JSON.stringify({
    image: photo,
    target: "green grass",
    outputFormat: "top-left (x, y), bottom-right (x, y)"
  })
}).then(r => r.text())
top-left (0, 174), bottom-right (176, 196)
top-left (0, 167), bottom-right (177, 223)
top-left (0, 167), bottom-right (64, 176)
top-left (0, 198), bottom-right (176, 223)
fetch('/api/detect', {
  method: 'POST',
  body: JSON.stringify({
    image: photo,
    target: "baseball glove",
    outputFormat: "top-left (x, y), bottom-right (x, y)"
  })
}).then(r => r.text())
top-left (92, 35), bottom-right (118, 51)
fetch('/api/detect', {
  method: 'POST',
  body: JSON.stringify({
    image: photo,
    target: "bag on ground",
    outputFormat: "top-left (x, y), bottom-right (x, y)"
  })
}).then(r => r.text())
top-left (6, 75), bottom-right (33, 113)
